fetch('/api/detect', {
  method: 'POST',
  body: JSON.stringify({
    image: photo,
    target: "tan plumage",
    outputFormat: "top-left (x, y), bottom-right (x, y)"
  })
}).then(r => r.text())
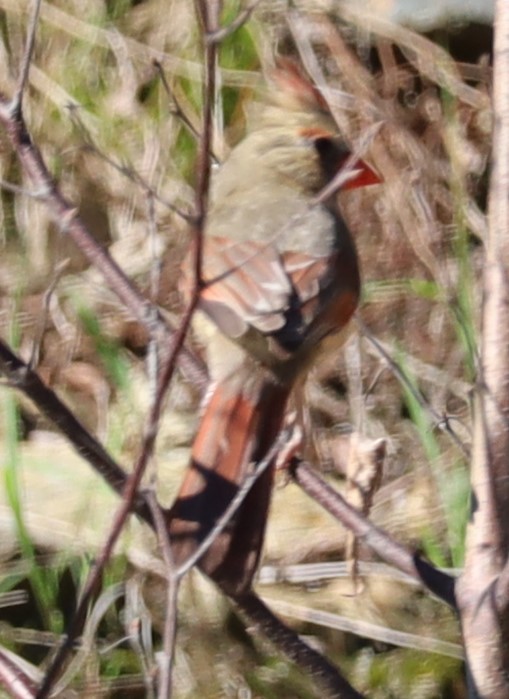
top-left (168, 63), bottom-right (379, 594)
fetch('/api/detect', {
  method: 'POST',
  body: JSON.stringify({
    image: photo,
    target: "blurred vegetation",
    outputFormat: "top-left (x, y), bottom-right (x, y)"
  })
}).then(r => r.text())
top-left (0, 0), bottom-right (493, 697)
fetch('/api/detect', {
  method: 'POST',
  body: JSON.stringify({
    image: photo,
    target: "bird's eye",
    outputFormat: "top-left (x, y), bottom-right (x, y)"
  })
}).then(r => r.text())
top-left (313, 136), bottom-right (350, 180)
top-left (313, 136), bottom-right (335, 156)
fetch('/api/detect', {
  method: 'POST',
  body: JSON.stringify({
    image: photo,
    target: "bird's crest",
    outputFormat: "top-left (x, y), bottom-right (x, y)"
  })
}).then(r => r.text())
top-left (269, 58), bottom-right (329, 114)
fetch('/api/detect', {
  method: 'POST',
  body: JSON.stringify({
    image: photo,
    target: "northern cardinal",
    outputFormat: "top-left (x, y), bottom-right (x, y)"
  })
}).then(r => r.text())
top-left (168, 62), bottom-right (380, 595)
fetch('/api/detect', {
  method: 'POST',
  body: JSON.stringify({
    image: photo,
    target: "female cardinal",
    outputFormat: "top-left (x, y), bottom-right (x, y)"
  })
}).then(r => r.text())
top-left (168, 63), bottom-right (380, 595)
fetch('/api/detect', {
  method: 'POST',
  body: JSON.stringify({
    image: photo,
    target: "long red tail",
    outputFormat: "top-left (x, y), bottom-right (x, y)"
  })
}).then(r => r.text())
top-left (168, 365), bottom-right (290, 595)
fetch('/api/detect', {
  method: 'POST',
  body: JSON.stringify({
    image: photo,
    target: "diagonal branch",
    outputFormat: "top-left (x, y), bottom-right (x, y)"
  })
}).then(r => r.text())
top-left (0, 647), bottom-right (38, 699)
top-left (12, 0), bottom-right (42, 114)
top-left (290, 459), bottom-right (457, 607)
top-left (235, 592), bottom-right (366, 699)
top-left (206, 0), bottom-right (262, 44)
top-left (0, 100), bottom-right (207, 392)
top-left (0, 338), bottom-right (149, 517)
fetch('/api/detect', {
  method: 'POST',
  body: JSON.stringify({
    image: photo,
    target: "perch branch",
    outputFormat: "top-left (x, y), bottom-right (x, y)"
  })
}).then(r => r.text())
top-left (290, 459), bottom-right (456, 607)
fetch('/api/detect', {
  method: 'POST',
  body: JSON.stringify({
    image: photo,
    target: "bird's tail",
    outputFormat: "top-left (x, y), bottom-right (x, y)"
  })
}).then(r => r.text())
top-left (168, 364), bottom-right (290, 595)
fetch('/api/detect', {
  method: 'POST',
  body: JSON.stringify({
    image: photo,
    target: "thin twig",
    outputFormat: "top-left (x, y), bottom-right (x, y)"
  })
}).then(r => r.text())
top-left (357, 316), bottom-right (471, 458)
top-left (235, 592), bottom-right (366, 699)
top-left (146, 493), bottom-right (178, 699)
top-left (175, 430), bottom-right (287, 579)
top-left (0, 338), bottom-right (151, 515)
top-left (153, 60), bottom-right (222, 165)
top-left (206, 0), bottom-right (262, 44)
top-left (192, 0), bottom-right (221, 287)
top-left (0, 99), bottom-right (207, 390)
top-left (0, 646), bottom-right (38, 699)
top-left (289, 458), bottom-right (456, 607)
top-left (69, 109), bottom-right (195, 223)
top-left (154, 60), bottom-right (202, 141)
top-left (37, 285), bottom-right (199, 697)
top-left (0, 179), bottom-right (46, 198)
top-left (12, 0), bottom-right (43, 114)
top-left (39, 251), bottom-right (200, 694)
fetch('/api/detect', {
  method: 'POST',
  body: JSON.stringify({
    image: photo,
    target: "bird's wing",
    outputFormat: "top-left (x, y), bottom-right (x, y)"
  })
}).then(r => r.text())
top-left (180, 236), bottom-right (332, 343)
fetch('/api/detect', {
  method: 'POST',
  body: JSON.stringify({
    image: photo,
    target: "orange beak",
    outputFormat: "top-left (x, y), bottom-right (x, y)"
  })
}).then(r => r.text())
top-left (342, 159), bottom-right (382, 190)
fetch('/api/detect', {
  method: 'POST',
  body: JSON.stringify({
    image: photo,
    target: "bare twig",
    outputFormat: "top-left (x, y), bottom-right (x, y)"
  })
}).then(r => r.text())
top-left (154, 60), bottom-right (202, 141)
top-left (0, 98), bottom-right (207, 393)
top-left (0, 646), bottom-right (38, 699)
top-left (0, 338), bottom-right (149, 514)
top-left (206, 0), bottom-right (262, 44)
top-left (37, 278), bottom-right (199, 697)
top-left (12, 0), bottom-right (42, 114)
top-left (235, 592), bottom-right (366, 699)
top-left (153, 59), bottom-right (222, 166)
top-left (175, 430), bottom-right (287, 579)
top-left (357, 317), bottom-right (471, 458)
top-left (69, 108), bottom-right (195, 224)
top-left (146, 493), bottom-right (178, 699)
top-left (289, 458), bottom-right (456, 607)
top-left (192, 0), bottom-right (221, 286)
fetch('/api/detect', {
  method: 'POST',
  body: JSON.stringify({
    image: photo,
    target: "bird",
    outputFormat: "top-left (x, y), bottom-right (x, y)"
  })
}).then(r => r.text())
top-left (167, 61), bottom-right (380, 596)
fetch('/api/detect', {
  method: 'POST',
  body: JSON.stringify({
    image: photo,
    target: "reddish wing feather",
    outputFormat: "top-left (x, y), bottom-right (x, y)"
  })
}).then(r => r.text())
top-left (181, 236), bottom-right (333, 340)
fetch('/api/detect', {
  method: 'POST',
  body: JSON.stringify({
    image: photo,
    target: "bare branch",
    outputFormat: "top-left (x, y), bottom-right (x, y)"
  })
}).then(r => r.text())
top-left (37, 267), bottom-right (200, 697)
top-left (357, 317), bottom-right (470, 458)
top-left (0, 338), bottom-right (148, 513)
top-left (456, 2), bottom-right (509, 693)
top-left (235, 592), bottom-right (366, 699)
top-left (174, 430), bottom-right (287, 579)
top-left (206, 0), bottom-right (262, 44)
top-left (290, 459), bottom-right (456, 607)
top-left (0, 102), bottom-right (207, 391)
top-left (0, 646), bottom-right (38, 699)
top-left (146, 493), bottom-right (179, 699)
top-left (12, 0), bottom-right (43, 115)
top-left (192, 0), bottom-right (221, 286)
top-left (69, 108), bottom-right (195, 223)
